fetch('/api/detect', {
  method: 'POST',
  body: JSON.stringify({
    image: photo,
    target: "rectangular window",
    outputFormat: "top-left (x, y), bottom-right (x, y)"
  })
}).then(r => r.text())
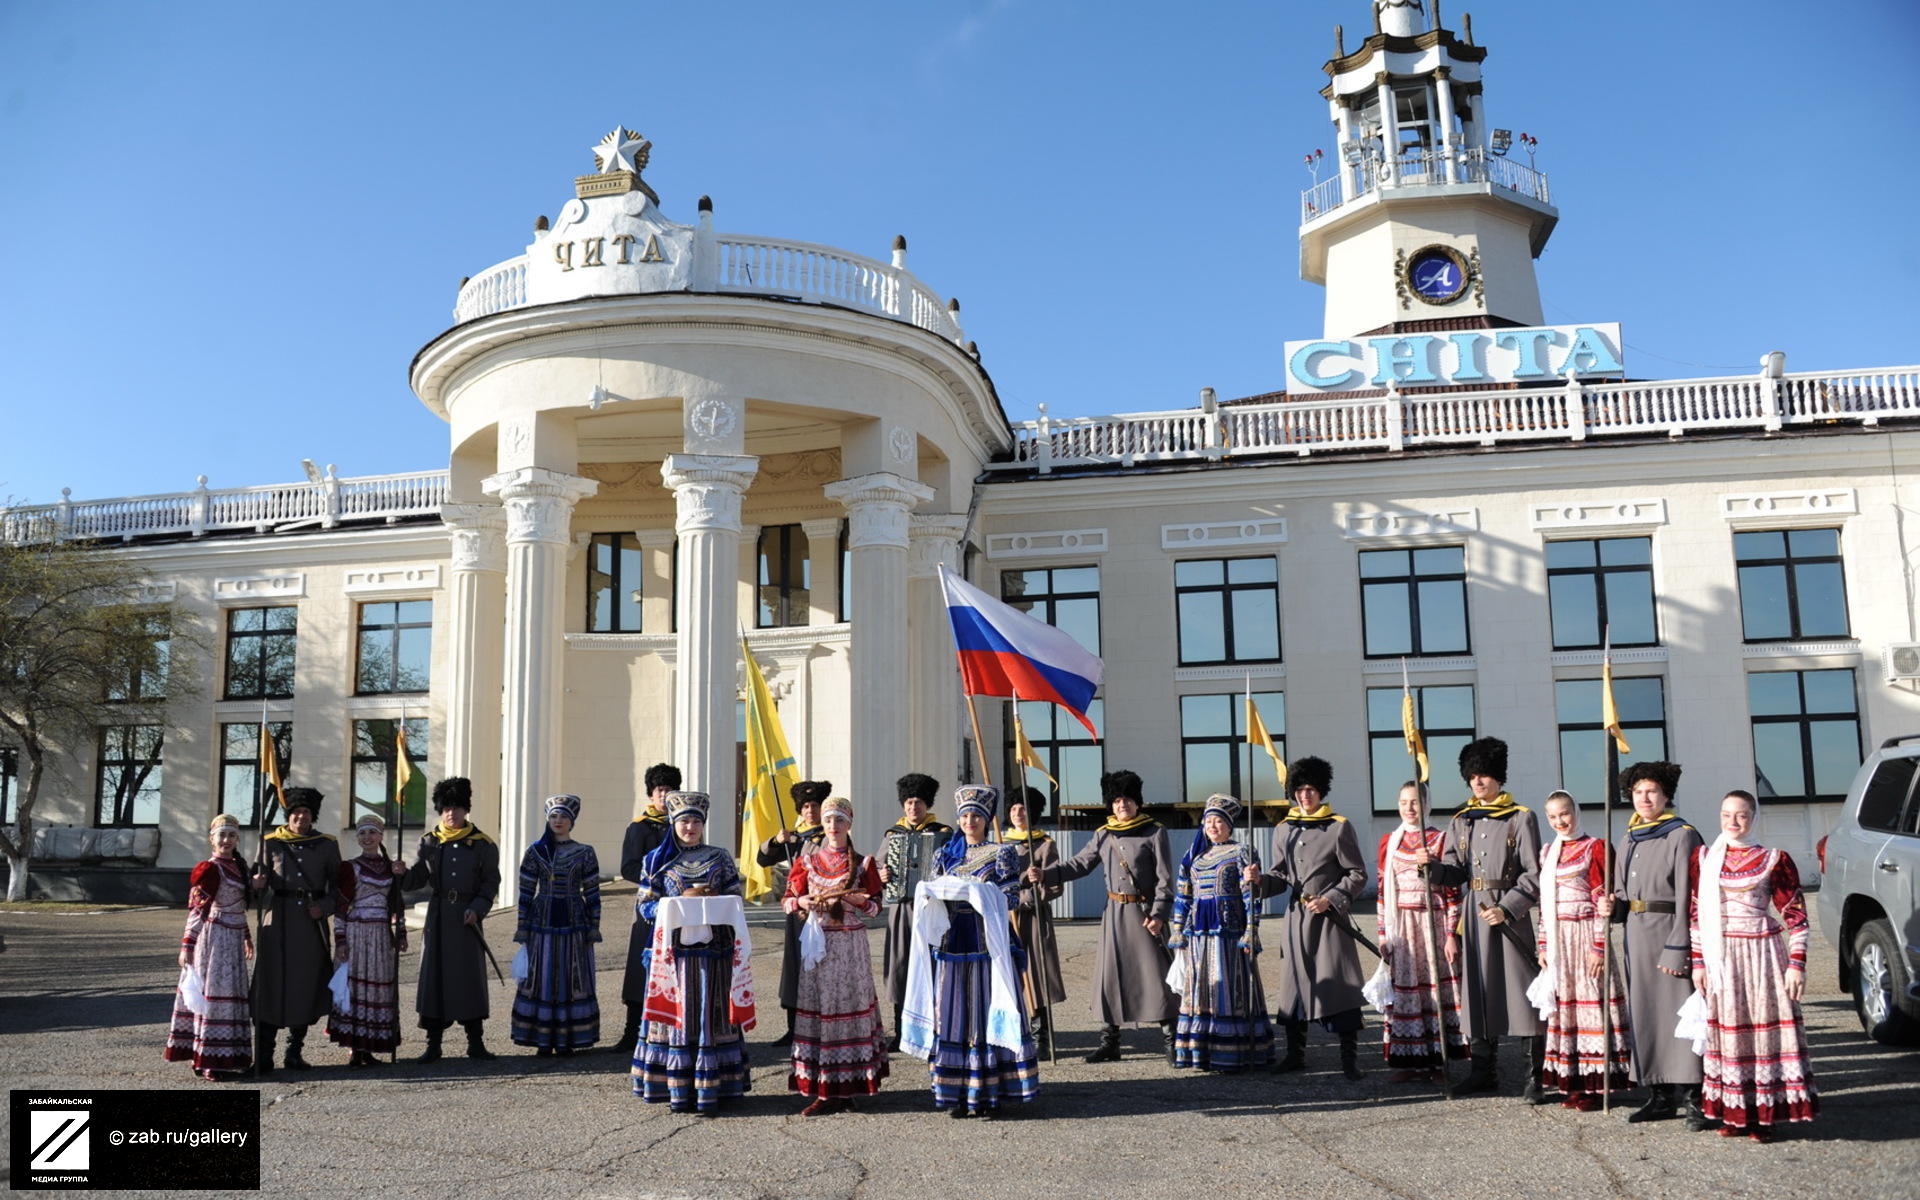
top-left (350, 717), bottom-right (429, 829)
top-left (1001, 566), bottom-right (1101, 656)
top-left (219, 721), bottom-right (292, 829)
top-left (1748, 668), bottom-right (1862, 803)
top-left (756, 524), bottom-right (813, 629)
top-left (105, 612), bottom-right (172, 702)
top-left (355, 600), bottom-right (432, 695)
top-left (1367, 684), bottom-right (1475, 813)
top-left (1733, 529), bottom-right (1850, 641)
top-left (224, 606), bottom-right (297, 700)
top-left (1175, 557), bottom-right (1281, 666)
top-left (1555, 677), bottom-right (1668, 807)
top-left (0, 747), bottom-right (17, 826)
top-left (1546, 537), bottom-right (1657, 649)
top-left (838, 523), bottom-right (852, 623)
top-left (1004, 699), bottom-right (1105, 812)
top-left (1359, 546), bottom-right (1468, 658)
top-left (1179, 692), bottom-right (1285, 805)
top-left (586, 532), bottom-right (645, 633)
top-left (1856, 757), bottom-right (1920, 836)
top-left (96, 724), bottom-right (163, 826)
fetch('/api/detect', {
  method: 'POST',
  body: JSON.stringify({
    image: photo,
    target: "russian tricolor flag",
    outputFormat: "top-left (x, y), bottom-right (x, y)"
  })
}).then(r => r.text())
top-left (937, 565), bottom-right (1103, 735)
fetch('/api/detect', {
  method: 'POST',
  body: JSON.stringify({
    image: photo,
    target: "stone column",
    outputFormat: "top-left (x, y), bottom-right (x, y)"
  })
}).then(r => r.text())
top-left (825, 472), bottom-right (934, 843)
top-left (440, 503), bottom-right (507, 832)
top-left (662, 454), bottom-right (759, 852)
top-left (481, 467), bottom-right (599, 903)
top-left (801, 517), bottom-right (843, 625)
top-left (908, 513), bottom-right (970, 789)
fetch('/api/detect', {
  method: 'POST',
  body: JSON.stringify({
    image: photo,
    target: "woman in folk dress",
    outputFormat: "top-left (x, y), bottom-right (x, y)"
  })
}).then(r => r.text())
top-left (1532, 791), bottom-right (1630, 1109)
top-left (782, 795), bottom-right (888, 1114)
top-left (1166, 793), bottom-right (1274, 1073)
top-left (326, 813), bottom-right (407, 1066)
top-left (163, 814), bottom-right (255, 1080)
top-left (511, 793), bottom-right (603, 1054)
top-left (1376, 782), bottom-right (1466, 1082)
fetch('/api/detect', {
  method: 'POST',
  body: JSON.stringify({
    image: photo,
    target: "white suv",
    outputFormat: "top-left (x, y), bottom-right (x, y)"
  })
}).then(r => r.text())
top-left (1817, 734), bottom-right (1920, 1044)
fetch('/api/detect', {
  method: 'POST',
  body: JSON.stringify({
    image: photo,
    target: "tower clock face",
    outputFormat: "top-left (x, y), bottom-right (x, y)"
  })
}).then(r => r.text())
top-left (1406, 245), bottom-right (1470, 305)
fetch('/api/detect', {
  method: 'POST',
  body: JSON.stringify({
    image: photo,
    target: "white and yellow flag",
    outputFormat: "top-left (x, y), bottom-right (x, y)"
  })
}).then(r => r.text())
top-left (741, 636), bottom-right (801, 902)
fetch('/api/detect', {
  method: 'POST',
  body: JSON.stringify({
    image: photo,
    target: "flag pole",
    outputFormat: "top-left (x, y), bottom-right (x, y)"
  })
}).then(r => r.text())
top-left (392, 704), bottom-right (407, 1066)
top-left (1404, 658), bottom-right (1453, 1100)
top-left (1601, 626), bottom-right (1620, 1114)
top-left (965, 694), bottom-right (993, 788)
top-left (1010, 691), bottom-right (1056, 1063)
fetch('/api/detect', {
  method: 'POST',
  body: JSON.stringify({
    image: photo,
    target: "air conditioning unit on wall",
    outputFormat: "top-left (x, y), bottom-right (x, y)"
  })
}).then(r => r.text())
top-left (1886, 643), bottom-right (1920, 682)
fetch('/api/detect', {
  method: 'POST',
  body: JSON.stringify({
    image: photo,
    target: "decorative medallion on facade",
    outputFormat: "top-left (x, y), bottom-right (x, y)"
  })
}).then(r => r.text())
top-left (1338, 508), bottom-right (1479, 540)
top-left (888, 426), bottom-right (917, 467)
top-left (1161, 519), bottom-right (1288, 551)
top-left (985, 528), bottom-right (1109, 560)
top-left (1397, 244), bottom-right (1474, 309)
top-left (688, 397), bottom-right (740, 444)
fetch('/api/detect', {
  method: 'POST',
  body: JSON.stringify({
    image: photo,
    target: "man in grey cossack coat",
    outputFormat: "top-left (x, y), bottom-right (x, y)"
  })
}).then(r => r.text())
top-left (1424, 737), bottom-right (1545, 1097)
top-left (404, 777), bottom-right (502, 1063)
top-left (1262, 756), bottom-right (1369, 1080)
top-left (1037, 769), bottom-right (1178, 1063)
top-left (1604, 760), bottom-right (1708, 1126)
top-left (251, 786), bottom-right (340, 1075)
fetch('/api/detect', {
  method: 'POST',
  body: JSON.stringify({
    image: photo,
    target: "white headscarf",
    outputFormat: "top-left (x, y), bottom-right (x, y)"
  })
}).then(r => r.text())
top-left (1696, 806), bottom-right (1757, 993)
top-left (1528, 791), bottom-right (1581, 1020)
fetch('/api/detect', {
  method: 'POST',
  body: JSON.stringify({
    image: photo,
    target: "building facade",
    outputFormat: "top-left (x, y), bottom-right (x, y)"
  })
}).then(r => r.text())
top-left (7, 0), bottom-right (1917, 908)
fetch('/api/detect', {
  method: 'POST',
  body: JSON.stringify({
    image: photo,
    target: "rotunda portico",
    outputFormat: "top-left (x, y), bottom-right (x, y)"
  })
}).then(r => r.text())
top-left (410, 128), bottom-right (1010, 883)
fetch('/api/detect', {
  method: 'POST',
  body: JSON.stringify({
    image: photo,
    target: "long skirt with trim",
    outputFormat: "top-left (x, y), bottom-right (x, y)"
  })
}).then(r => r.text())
top-left (1540, 915), bottom-right (1631, 1094)
top-left (163, 918), bottom-right (252, 1073)
top-left (1701, 935), bottom-right (1819, 1130)
top-left (929, 913), bottom-right (1039, 1111)
top-left (789, 926), bottom-right (889, 1099)
top-left (326, 920), bottom-right (402, 1053)
top-left (631, 939), bottom-right (751, 1111)
top-left (1172, 933), bottom-right (1274, 1072)
top-left (511, 928), bottom-right (600, 1049)
top-left (1381, 906), bottom-right (1467, 1067)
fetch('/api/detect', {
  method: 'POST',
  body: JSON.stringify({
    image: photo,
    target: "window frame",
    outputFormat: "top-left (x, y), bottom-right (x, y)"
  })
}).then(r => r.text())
top-left (104, 610), bottom-right (172, 703)
top-left (1178, 691), bottom-right (1286, 805)
top-left (0, 747), bottom-right (17, 826)
top-left (1358, 546), bottom-right (1470, 659)
top-left (999, 565), bottom-right (1102, 657)
top-left (1732, 528), bottom-right (1851, 643)
top-left (350, 716), bottom-right (430, 829)
top-left (354, 599), bottom-right (432, 697)
top-left (1554, 675), bottom-right (1670, 808)
top-left (223, 605), bottom-right (298, 701)
top-left (1544, 536), bottom-right (1659, 650)
top-left (1747, 668), bottom-right (1863, 804)
top-left (218, 721), bottom-right (292, 830)
top-left (1367, 684), bottom-right (1476, 814)
top-left (585, 531), bottom-right (645, 633)
top-left (1173, 556), bottom-right (1282, 667)
top-left (755, 524), bottom-right (812, 630)
top-left (1002, 698), bottom-right (1106, 813)
top-left (95, 723), bottom-right (164, 827)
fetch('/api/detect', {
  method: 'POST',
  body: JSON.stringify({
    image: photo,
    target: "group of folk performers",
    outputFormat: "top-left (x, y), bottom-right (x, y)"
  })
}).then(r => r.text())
top-left (162, 743), bottom-right (1819, 1141)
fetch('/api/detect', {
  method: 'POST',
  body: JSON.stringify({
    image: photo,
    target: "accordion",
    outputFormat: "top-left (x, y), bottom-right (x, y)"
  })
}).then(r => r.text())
top-left (881, 828), bottom-right (946, 906)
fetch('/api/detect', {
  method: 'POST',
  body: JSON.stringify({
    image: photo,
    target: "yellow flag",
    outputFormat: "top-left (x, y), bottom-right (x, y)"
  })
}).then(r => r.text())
top-left (1246, 697), bottom-right (1287, 791)
top-left (741, 637), bottom-right (801, 902)
top-left (1401, 691), bottom-right (1430, 783)
top-left (1012, 703), bottom-right (1056, 787)
top-left (259, 721), bottom-right (285, 817)
top-left (1602, 652), bottom-right (1632, 755)
top-left (393, 720), bottom-right (415, 807)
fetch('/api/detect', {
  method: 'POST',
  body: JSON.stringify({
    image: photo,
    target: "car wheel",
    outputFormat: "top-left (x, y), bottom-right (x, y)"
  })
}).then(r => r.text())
top-left (1854, 918), bottom-right (1920, 1046)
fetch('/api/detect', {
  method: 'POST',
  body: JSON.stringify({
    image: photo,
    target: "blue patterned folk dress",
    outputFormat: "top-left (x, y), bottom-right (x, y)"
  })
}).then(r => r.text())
top-left (928, 839), bottom-right (1041, 1113)
top-left (630, 844), bottom-right (752, 1112)
top-left (510, 837), bottom-right (602, 1049)
top-left (1169, 841), bottom-right (1275, 1071)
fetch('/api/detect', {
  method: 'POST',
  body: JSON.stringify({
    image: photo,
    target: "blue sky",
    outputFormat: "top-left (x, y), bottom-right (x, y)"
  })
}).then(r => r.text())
top-left (2, 0), bottom-right (1915, 506)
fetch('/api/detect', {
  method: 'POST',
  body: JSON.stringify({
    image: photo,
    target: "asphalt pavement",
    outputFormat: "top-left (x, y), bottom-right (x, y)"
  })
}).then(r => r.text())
top-left (1, 896), bottom-right (1915, 1199)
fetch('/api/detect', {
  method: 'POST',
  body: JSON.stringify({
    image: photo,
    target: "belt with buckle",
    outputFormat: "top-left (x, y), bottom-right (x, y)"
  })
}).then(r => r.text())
top-left (1107, 891), bottom-right (1151, 904)
top-left (1468, 877), bottom-right (1514, 892)
top-left (1628, 899), bottom-right (1677, 915)
top-left (440, 889), bottom-right (468, 903)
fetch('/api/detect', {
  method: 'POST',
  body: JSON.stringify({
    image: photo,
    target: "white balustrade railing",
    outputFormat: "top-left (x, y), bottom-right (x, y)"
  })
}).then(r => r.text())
top-left (449, 231), bottom-right (965, 345)
top-left (1302, 146), bottom-right (1551, 223)
top-left (994, 366), bottom-right (1920, 472)
top-left (2, 471), bottom-right (451, 544)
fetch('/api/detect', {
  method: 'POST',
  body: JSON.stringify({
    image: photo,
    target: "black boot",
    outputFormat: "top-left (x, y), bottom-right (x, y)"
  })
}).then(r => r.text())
top-left (1338, 1030), bottom-right (1366, 1081)
top-left (1161, 1020), bottom-right (1179, 1066)
top-left (1457, 1038), bottom-right (1499, 1094)
top-left (1627, 1082), bottom-right (1677, 1122)
top-left (1031, 1010), bottom-right (1051, 1053)
top-left (464, 1020), bottom-right (497, 1060)
top-left (253, 1024), bottom-right (278, 1078)
top-left (610, 1007), bottom-right (640, 1055)
top-left (1084, 1024), bottom-right (1122, 1063)
top-left (1274, 1021), bottom-right (1306, 1072)
top-left (283, 1026), bottom-right (312, 1071)
top-left (1683, 1086), bottom-right (1717, 1132)
top-left (413, 1024), bottom-right (444, 1064)
top-left (1521, 1036), bottom-right (1548, 1104)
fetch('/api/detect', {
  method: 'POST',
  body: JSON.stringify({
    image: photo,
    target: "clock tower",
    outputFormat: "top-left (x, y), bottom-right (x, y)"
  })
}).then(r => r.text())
top-left (1299, 1), bottom-right (1559, 342)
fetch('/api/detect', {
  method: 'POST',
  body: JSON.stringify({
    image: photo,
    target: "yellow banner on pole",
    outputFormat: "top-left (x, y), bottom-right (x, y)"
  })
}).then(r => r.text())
top-left (741, 636), bottom-right (801, 902)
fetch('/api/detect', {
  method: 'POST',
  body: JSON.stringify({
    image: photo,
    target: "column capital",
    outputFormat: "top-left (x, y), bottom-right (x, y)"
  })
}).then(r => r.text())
top-left (633, 527), bottom-right (677, 549)
top-left (798, 517), bottom-right (843, 542)
top-left (907, 512), bottom-right (969, 579)
top-left (661, 453), bottom-right (759, 535)
top-left (480, 468), bottom-right (599, 544)
top-left (824, 472), bottom-right (936, 550)
top-left (442, 503), bottom-right (508, 573)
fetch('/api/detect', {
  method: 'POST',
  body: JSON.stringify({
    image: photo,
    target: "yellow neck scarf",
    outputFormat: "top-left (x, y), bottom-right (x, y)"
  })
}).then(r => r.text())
top-left (1458, 791), bottom-right (1523, 818)
top-left (1626, 810), bottom-right (1679, 832)
top-left (431, 820), bottom-right (491, 844)
top-left (1002, 827), bottom-right (1049, 843)
top-left (1102, 812), bottom-right (1155, 833)
top-left (1284, 803), bottom-right (1341, 823)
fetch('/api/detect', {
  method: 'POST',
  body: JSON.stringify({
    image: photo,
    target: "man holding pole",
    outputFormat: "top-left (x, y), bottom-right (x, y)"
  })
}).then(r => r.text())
top-left (250, 786), bottom-right (339, 1075)
top-left (756, 778), bottom-right (829, 1047)
top-left (878, 772), bottom-right (950, 1045)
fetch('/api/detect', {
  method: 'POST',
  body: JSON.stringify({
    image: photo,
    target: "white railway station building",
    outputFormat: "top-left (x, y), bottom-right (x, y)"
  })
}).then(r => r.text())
top-left (7, 0), bottom-right (1917, 910)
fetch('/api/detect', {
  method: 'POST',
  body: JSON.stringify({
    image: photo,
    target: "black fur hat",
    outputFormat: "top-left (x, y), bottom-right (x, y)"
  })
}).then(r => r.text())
top-left (1012, 785), bottom-right (1048, 817)
top-left (281, 787), bottom-right (323, 817)
top-left (1621, 761), bottom-right (1682, 803)
top-left (896, 773), bottom-right (940, 804)
top-left (1287, 756), bottom-right (1333, 797)
top-left (1101, 769), bottom-right (1144, 805)
top-left (1458, 737), bottom-right (1509, 785)
top-left (643, 763), bottom-right (682, 794)
top-left (431, 777), bottom-right (473, 812)
top-left (791, 779), bottom-right (832, 808)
